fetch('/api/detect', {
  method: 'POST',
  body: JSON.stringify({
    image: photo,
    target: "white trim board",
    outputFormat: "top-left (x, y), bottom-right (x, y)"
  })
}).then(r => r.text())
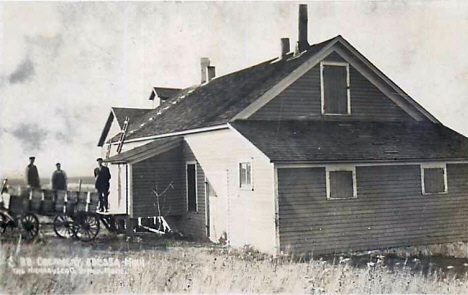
top-left (273, 165), bottom-right (281, 256)
top-left (325, 165), bottom-right (357, 200)
top-left (276, 161), bottom-right (468, 169)
top-left (232, 39), bottom-right (339, 120)
top-left (122, 124), bottom-right (229, 144)
top-left (420, 162), bottom-right (448, 195)
top-left (127, 163), bottom-right (133, 217)
top-left (320, 61), bottom-right (351, 115)
top-left (335, 37), bottom-right (439, 123)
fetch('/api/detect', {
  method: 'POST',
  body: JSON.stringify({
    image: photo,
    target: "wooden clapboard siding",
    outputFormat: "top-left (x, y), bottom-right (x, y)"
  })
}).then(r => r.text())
top-left (250, 51), bottom-right (413, 122)
top-left (177, 142), bottom-right (207, 239)
top-left (131, 146), bottom-right (185, 217)
top-left (277, 164), bottom-right (468, 254)
top-left (183, 129), bottom-right (276, 254)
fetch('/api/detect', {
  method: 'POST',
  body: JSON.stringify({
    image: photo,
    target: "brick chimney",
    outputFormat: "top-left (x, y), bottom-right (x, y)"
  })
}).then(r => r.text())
top-left (298, 4), bottom-right (309, 52)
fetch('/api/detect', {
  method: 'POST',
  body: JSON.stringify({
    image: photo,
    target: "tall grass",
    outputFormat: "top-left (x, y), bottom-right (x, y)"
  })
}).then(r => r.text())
top-left (1, 236), bottom-right (468, 294)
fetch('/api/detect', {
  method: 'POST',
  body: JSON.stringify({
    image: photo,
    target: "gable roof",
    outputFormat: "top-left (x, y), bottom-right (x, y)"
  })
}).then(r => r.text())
top-left (112, 107), bottom-right (152, 128)
top-left (97, 107), bottom-right (152, 147)
top-left (149, 87), bottom-right (182, 101)
top-left (230, 120), bottom-right (468, 163)
top-left (123, 37), bottom-right (338, 141)
top-left (121, 35), bottom-right (439, 142)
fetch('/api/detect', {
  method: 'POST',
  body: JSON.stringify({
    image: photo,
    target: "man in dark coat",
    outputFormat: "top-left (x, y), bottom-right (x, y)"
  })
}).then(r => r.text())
top-left (94, 158), bottom-right (111, 212)
top-left (51, 163), bottom-right (67, 191)
top-left (26, 156), bottom-right (41, 188)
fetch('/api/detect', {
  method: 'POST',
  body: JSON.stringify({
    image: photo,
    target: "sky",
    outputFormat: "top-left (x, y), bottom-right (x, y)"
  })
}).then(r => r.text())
top-left (1, 1), bottom-right (468, 180)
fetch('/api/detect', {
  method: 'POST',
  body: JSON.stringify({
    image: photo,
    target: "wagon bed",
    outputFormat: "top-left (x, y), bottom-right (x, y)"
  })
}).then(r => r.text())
top-left (1, 182), bottom-right (124, 241)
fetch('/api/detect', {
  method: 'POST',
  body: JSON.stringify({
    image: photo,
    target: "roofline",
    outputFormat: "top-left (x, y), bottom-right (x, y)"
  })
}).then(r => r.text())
top-left (97, 111), bottom-right (114, 147)
top-left (233, 35), bottom-right (439, 123)
top-left (227, 123), bottom-right (272, 163)
top-left (122, 124), bottom-right (229, 144)
top-left (273, 159), bottom-right (468, 165)
top-left (335, 36), bottom-right (439, 124)
top-left (232, 37), bottom-right (340, 120)
top-left (105, 137), bottom-right (183, 164)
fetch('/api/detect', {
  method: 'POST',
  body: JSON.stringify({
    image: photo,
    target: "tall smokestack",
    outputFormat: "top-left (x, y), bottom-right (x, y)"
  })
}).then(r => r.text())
top-left (298, 4), bottom-right (309, 52)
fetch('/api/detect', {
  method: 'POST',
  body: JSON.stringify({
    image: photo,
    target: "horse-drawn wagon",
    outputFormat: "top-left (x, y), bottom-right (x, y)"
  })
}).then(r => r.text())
top-left (0, 179), bottom-right (124, 241)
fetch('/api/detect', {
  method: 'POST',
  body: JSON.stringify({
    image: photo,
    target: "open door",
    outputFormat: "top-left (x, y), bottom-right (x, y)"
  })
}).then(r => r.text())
top-left (205, 178), bottom-right (220, 241)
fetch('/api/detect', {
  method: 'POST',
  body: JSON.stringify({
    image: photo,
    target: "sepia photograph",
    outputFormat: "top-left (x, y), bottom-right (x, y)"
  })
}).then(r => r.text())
top-left (2, 1), bottom-right (468, 293)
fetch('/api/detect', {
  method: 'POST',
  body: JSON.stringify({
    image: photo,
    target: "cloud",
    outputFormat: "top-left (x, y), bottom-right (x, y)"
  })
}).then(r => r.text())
top-left (11, 123), bottom-right (49, 151)
top-left (8, 57), bottom-right (35, 84)
top-left (25, 34), bottom-right (64, 58)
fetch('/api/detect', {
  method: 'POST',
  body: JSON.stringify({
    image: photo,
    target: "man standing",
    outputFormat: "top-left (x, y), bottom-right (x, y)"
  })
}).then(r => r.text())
top-left (26, 156), bottom-right (41, 188)
top-left (51, 163), bottom-right (67, 191)
top-left (94, 158), bottom-right (111, 212)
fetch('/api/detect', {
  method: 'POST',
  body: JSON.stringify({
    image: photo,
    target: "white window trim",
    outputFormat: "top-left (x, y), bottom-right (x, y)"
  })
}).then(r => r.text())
top-left (326, 165), bottom-right (357, 200)
top-left (239, 160), bottom-right (254, 191)
top-left (421, 163), bottom-right (448, 195)
top-left (320, 61), bottom-right (351, 115)
top-left (186, 161), bottom-right (198, 212)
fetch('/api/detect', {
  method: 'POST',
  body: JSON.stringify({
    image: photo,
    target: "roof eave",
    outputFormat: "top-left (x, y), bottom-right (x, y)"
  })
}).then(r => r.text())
top-left (272, 158), bottom-right (468, 165)
top-left (97, 112), bottom-right (114, 147)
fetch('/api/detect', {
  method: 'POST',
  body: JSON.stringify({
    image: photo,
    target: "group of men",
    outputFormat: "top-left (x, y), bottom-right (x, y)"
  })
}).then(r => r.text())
top-left (26, 157), bottom-right (111, 212)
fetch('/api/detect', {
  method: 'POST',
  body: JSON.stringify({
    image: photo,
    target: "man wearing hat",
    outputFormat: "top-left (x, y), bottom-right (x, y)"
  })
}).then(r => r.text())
top-left (94, 158), bottom-right (111, 212)
top-left (26, 156), bottom-right (41, 188)
top-left (51, 163), bottom-right (68, 191)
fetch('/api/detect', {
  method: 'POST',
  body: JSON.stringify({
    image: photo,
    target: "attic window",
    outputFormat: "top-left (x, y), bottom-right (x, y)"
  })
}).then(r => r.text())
top-left (421, 163), bottom-right (448, 195)
top-left (320, 61), bottom-right (351, 115)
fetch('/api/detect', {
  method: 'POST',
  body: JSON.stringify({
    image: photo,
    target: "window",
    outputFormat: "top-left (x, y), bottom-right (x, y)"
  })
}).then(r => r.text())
top-left (326, 166), bottom-right (357, 199)
top-left (421, 163), bottom-right (447, 195)
top-left (320, 61), bottom-right (351, 115)
top-left (239, 162), bottom-right (252, 190)
top-left (186, 162), bottom-right (197, 211)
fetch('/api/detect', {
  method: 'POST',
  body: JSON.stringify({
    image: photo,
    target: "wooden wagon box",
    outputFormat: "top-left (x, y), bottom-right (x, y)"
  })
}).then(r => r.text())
top-left (8, 195), bottom-right (30, 214)
top-left (30, 189), bottom-right (43, 212)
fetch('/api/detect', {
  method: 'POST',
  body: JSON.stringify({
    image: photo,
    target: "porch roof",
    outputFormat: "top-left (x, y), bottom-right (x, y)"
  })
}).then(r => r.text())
top-left (105, 137), bottom-right (183, 164)
top-left (230, 120), bottom-right (468, 163)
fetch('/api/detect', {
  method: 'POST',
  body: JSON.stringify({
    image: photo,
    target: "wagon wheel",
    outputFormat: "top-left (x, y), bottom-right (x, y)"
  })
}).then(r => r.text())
top-left (73, 212), bottom-right (100, 242)
top-left (53, 214), bottom-right (74, 239)
top-left (0, 213), bottom-right (7, 235)
top-left (19, 213), bottom-right (39, 240)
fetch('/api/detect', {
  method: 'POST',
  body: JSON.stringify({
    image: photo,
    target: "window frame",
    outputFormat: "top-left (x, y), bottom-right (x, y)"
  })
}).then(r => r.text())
top-left (320, 61), bottom-right (351, 116)
top-left (326, 165), bottom-right (357, 200)
top-left (420, 163), bottom-right (448, 195)
top-left (239, 161), bottom-right (253, 191)
top-left (186, 161), bottom-right (198, 212)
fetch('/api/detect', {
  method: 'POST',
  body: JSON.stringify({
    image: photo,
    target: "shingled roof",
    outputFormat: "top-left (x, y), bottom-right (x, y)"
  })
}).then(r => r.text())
top-left (112, 107), bottom-right (152, 129)
top-left (230, 120), bottom-right (468, 163)
top-left (98, 107), bottom-right (152, 146)
top-left (149, 87), bottom-right (182, 101)
top-left (124, 37), bottom-right (338, 140)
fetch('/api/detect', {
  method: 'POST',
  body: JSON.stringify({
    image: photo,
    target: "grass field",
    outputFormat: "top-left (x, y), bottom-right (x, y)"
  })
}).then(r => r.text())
top-left (1, 231), bottom-right (468, 294)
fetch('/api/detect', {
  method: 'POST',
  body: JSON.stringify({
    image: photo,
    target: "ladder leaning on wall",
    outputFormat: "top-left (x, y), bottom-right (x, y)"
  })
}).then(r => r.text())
top-left (106, 116), bottom-right (129, 159)
top-left (116, 117), bottom-right (130, 154)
